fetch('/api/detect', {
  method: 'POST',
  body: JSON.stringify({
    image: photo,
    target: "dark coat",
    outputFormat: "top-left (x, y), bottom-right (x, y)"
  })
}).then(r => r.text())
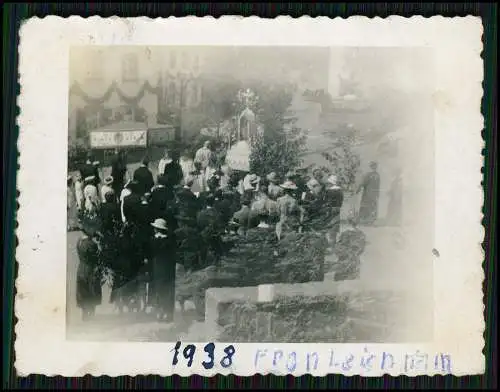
top-left (76, 236), bottom-right (102, 310)
top-left (122, 193), bottom-right (142, 226)
top-left (150, 232), bottom-right (177, 315)
top-left (218, 188), bottom-right (241, 226)
top-left (197, 207), bottom-right (224, 236)
top-left (163, 161), bottom-right (184, 188)
top-left (80, 163), bottom-right (100, 186)
top-left (175, 225), bottom-right (202, 270)
top-left (133, 166), bottom-right (155, 195)
top-left (150, 185), bottom-right (169, 219)
top-left (99, 202), bottom-right (121, 237)
top-left (324, 187), bottom-right (344, 230)
top-left (111, 156), bottom-right (127, 190)
top-left (176, 186), bottom-right (201, 219)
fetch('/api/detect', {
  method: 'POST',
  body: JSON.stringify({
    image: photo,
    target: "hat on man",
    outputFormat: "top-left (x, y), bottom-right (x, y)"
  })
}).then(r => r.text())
top-left (151, 218), bottom-right (168, 231)
top-left (84, 175), bottom-right (95, 184)
top-left (266, 172), bottom-right (279, 183)
top-left (280, 180), bottom-right (298, 190)
top-left (104, 176), bottom-right (114, 186)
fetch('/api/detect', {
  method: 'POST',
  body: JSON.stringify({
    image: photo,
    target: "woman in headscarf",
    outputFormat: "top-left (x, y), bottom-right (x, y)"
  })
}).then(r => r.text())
top-left (82, 176), bottom-right (100, 230)
top-left (150, 218), bottom-right (177, 322)
top-left (67, 175), bottom-right (79, 231)
top-left (76, 222), bottom-right (103, 322)
top-left (100, 176), bottom-right (114, 203)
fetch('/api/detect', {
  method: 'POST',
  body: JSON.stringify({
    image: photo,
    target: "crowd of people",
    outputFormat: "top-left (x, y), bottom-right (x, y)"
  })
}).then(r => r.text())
top-left (67, 141), bottom-right (372, 324)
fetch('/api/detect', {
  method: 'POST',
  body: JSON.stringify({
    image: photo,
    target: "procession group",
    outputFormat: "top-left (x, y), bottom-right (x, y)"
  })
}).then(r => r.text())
top-left (67, 141), bottom-right (378, 323)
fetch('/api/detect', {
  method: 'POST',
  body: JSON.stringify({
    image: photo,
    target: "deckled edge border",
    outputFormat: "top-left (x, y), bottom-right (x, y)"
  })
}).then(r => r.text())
top-left (12, 14), bottom-right (488, 379)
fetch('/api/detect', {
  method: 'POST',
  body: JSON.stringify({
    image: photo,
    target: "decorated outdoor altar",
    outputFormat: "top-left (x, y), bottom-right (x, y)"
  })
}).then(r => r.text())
top-left (224, 88), bottom-right (264, 173)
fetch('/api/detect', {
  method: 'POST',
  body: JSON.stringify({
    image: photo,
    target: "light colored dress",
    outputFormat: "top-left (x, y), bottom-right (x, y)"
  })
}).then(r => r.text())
top-left (67, 186), bottom-right (79, 230)
top-left (194, 147), bottom-right (212, 170)
top-left (179, 157), bottom-right (195, 184)
top-left (75, 180), bottom-right (84, 210)
top-left (83, 184), bottom-right (100, 213)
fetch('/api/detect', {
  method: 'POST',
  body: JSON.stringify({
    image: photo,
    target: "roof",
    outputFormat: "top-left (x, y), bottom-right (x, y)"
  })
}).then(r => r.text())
top-left (89, 121), bottom-right (173, 132)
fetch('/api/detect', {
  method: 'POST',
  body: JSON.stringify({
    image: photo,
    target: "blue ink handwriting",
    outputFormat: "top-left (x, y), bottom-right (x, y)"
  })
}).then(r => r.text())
top-left (172, 342), bottom-right (235, 369)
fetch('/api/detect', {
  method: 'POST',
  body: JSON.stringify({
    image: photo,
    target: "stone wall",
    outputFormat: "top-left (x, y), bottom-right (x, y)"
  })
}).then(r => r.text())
top-left (205, 280), bottom-right (432, 343)
top-left (177, 231), bottom-right (327, 316)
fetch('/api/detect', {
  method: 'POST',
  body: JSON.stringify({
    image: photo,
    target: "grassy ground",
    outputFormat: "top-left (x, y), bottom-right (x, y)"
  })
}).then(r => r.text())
top-left (66, 220), bottom-right (413, 341)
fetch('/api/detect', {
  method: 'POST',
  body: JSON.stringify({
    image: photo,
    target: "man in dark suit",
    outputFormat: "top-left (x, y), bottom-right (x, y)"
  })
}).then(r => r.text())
top-left (133, 157), bottom-right (155, 196)
top-left (111, 149), bottom-right (127, 198)
top-left (122, 181), bottom-right (143, 227)
top-left (197, 195), bottom-right (224, 267)
top-left (175, 176), bottom-right (200, 221)
top-left (162, 152), bottom-right (184, 190)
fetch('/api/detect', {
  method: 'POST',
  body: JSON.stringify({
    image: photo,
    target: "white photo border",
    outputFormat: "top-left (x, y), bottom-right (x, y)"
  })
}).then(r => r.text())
top-left (15, 16), bottom-right (484, 377)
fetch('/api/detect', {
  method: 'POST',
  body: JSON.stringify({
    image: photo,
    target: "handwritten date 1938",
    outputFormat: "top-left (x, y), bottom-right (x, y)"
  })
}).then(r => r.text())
top-left (172, 342), bottom-right (236, 369)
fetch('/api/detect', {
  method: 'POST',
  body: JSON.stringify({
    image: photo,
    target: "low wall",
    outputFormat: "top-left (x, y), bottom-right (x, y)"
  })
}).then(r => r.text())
top-left (205, 280), bottom-right (432, 343)
top-left (177, 231), bottom-right (327, 317)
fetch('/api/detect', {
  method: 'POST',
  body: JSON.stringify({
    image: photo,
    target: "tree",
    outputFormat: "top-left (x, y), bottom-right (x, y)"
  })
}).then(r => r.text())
top-left (315, 124), bottom-right (361, 191)
top-left (248, 82), bottom-right (308, 177)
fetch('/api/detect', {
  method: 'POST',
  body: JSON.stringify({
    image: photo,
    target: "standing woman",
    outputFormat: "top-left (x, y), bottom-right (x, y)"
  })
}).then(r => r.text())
top-left (76, 223), bottom-right (103, 322)
top-left (150, 218), bottom-right (177, 323)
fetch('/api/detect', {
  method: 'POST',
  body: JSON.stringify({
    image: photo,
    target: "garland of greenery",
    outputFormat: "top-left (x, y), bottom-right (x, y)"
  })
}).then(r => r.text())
top-left (69, 80), bottom-right (162, 106)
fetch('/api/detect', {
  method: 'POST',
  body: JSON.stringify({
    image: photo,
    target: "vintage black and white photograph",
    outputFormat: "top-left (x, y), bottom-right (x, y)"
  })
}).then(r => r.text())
top-left (65, 45), bottom-right (435, 343)
top-left (15, 14), bottom-right (485, 377)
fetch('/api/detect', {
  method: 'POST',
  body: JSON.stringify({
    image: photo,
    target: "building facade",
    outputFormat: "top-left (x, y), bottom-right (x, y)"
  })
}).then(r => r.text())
top-left (68, 46), bottom-right (330, 145)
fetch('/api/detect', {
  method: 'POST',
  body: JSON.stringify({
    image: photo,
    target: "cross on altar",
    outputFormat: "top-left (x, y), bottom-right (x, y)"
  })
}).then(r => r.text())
top-left (239, 88), bottom-right (257, 107)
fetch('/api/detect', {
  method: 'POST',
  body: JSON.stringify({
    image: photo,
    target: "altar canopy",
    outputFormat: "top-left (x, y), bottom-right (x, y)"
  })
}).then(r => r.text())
top-left (225, 90), bottom-right (263, 172)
